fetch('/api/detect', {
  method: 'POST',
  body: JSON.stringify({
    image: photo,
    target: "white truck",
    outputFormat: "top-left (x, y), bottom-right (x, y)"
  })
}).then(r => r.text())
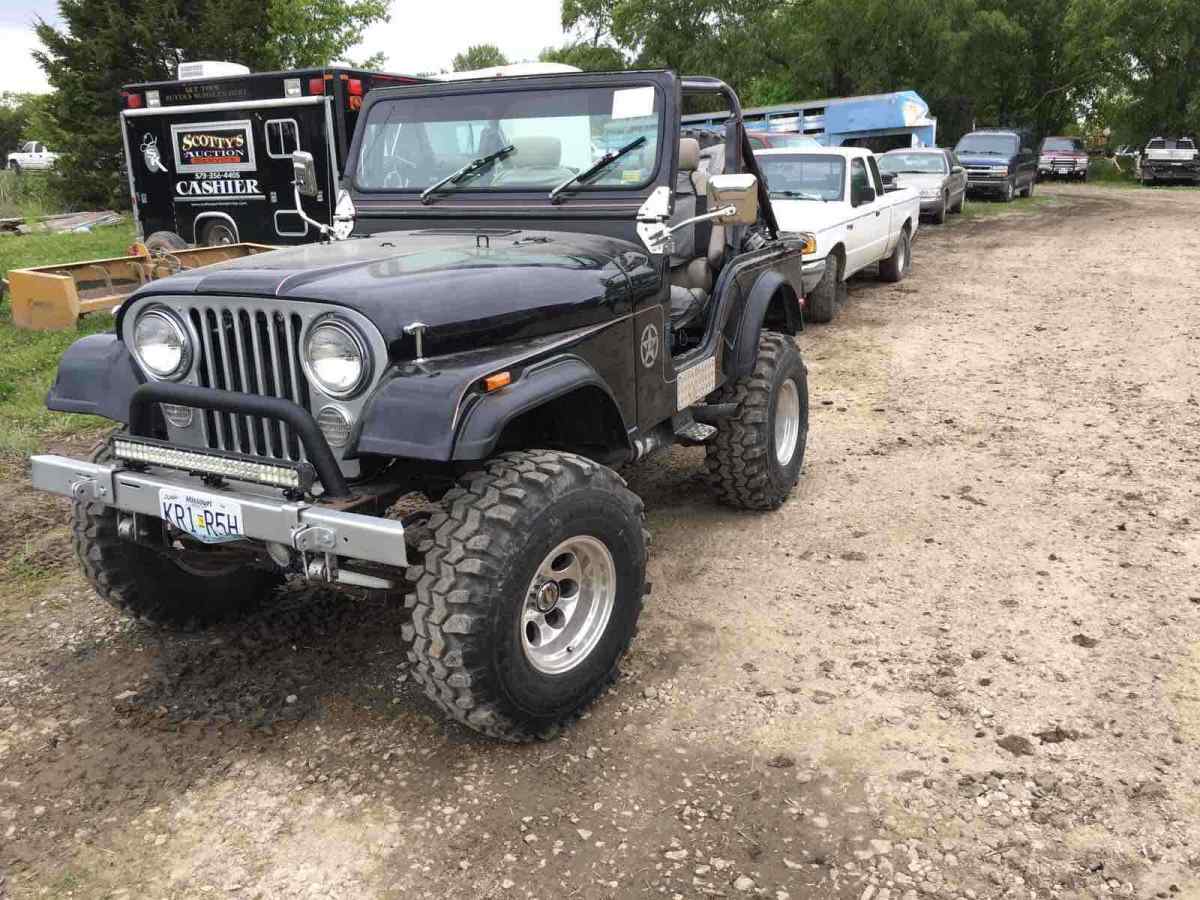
top-left (1137, 137), bottom-right (1199, 186)
top-left (7, 141), bottom-right (59, 173)
top-left (755, 146), bottom-right (920, 323)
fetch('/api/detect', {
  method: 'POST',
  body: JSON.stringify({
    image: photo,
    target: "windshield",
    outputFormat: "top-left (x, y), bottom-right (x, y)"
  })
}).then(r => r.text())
top-left (1042, 137), bottom-right (1083, 152)
top-left (757, 154), bottom-right (845, 201)
top-left (749, 133), bottom-right (821, 150)
top-left (1147, 138), bottom-right (1194, 150)
top-left (955, 133), bottom-right (1018, 156)
top-left (355, 85), bottom-right (662, 193)
top-left (879, 152), bottom-right (946, 174)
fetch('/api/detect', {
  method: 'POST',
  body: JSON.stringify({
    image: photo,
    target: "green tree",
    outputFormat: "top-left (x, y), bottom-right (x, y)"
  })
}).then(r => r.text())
top-left (451, 44), bottom-right (509, 72)
top-left (1116, 0), bottom-right (1200, 140)
top-left (33, 0), bottom-right (389, 209)
top-left (538, 42), bottom-right (626, 72)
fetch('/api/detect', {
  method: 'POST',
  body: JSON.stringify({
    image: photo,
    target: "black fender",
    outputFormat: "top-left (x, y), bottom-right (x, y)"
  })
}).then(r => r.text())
top-left (45, 333), bottom-right (143, 423)
top-left (731, 270), bottom-right (802, 379)
top-left (452, 356), bottom-right (629, 461)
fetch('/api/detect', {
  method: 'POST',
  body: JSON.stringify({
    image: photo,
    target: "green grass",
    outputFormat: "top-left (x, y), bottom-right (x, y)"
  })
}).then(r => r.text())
top-left (960, 192), bottom-right (1057, 220)
top-left (0, 169), bottom-right (67, 221)
top-left (0, 222), bottom-right (136, 456)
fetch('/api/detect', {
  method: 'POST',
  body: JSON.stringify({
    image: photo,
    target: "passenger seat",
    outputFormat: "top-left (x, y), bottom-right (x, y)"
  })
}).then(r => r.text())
top-left (668, 138), bottom-right (714, 331)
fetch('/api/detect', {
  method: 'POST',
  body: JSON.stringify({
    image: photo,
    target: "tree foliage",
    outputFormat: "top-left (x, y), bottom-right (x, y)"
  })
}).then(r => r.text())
top-left (452, 44), bottom-right (510, 73)
top-left (33, 0), bottom-right (388, 209)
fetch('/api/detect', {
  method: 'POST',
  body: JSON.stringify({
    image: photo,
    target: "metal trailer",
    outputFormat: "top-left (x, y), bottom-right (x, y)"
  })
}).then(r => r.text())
top-left (682, 90), bottom-right (937, 153)
top-left (119, 65), bottom-right (427, 247)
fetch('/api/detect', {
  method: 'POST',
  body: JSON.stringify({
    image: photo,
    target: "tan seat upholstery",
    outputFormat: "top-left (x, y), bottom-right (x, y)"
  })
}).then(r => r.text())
top-left (491, 136), bottom-right (576, 187)
top-left (668, 138), bottom-right (719, 331)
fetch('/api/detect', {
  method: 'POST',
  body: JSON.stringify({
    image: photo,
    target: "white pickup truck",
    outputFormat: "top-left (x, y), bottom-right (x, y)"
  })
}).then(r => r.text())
top-left (7, 141), bottom-right (59, 173)
top-left (755, 146), bottom-right (920, 323)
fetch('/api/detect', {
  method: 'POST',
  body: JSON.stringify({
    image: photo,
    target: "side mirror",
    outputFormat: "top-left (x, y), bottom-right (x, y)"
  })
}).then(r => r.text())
top-left (292, 150), bottom-right (319, 198)
top-left (707, 173), bottom-right (759, 225)
top-left (851, 183), bottom-right (876, 206)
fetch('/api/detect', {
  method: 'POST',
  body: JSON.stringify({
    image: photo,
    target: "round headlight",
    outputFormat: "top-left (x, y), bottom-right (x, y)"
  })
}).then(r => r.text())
top-left (304, 319), bottom-right (368, 397)
top-left (133, 309), bottom-right (190, 379)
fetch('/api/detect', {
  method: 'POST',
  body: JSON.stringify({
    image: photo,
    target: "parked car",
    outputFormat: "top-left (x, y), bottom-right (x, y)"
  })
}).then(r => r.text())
top-left (29, 70), bottom-right (813, 743)
top-left (757, 146), bottom-right (920, 324)
top-left (1137, 137), bottom-right (1199, 186)
top-left (6, 141), bottom-right (58, 173)
top-left (1037, 136), bottom-right (1089, 181)
top-left (878, 147), bottom-right (967, 223)
top-left (954, 129), bottom-right (1037, 202)
top-left (747, 132), bottom-right (822, 150)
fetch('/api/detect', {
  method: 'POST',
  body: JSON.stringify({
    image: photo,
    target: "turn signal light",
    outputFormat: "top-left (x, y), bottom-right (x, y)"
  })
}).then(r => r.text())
top-left (123, 92), bottom-right (143, 109)
top-left (484, 371), bottom-right (512, 392)
top-left (797, 232), bottom-right (817, 254)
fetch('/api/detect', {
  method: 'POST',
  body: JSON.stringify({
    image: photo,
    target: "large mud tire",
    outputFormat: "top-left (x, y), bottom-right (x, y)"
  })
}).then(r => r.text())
top-left (704, 332), bottom-right (809, 510)
top-left (71, 438), bottom-right (284, 628)
top-left (403, 451), bottom-right (647, 742)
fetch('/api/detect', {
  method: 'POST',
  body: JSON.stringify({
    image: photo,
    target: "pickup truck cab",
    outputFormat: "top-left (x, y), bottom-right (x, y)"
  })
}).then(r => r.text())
top-left (757, 146), bottom-right (920, 323)
top-left (954, 129), bottom-right (1037, 202)
top-left (1138, 137), bottom-right (1199, 185)
top-left (6, 141), bottom-right (59, 173)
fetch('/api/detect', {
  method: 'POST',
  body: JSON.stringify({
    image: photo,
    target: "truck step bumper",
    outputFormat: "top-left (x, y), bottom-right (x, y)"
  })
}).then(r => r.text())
top-left (29, 455), bottom-right (407, 568)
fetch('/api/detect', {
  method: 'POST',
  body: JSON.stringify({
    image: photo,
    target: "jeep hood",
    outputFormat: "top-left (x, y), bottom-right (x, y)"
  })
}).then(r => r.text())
top-left (129, 229), bottom-right (644, 358)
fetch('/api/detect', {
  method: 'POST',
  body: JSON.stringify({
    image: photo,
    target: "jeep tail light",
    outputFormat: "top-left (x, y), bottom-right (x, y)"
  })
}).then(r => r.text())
top-left (123, 91), bottom-right (143, 109)
top-left (347, 78), bottom-right (363, 96)
top-left (308, 77), bottom-right (325, 95)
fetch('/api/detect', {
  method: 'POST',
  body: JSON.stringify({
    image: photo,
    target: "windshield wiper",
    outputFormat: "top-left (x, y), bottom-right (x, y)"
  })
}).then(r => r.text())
top-left (550, 136), bottom-right (647, 203)
top-left (420, 144), bottom-right (515, 204)
top-left (770, 189), bottom-right (825, 201)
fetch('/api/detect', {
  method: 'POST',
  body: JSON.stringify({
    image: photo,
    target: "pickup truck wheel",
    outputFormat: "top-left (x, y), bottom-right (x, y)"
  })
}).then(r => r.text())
top-left (878, 227), bottom-right (910, 283)
top-left (403, 450), bottom-right (647, 742)
top-left (71, 437), bottom-right (284, 629)
top-left (704, 332), bottom-right (808, 510)
top-left (805, 254), bottom-right (840, 324)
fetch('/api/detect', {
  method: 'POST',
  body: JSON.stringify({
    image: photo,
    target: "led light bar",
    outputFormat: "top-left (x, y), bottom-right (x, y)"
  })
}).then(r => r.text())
top-left (112, 438), bottom-right (314, 492)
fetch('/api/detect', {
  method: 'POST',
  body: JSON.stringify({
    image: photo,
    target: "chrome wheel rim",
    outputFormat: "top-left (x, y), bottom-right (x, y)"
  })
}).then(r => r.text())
top-left (521, 535), bottom-right (616, 675)
top-left (774, 377), bottom-right (801, 465)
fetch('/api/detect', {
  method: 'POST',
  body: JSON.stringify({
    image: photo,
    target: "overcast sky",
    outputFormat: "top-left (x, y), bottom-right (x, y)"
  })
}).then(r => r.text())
top-left (3, 0), bottom-right (572, 94)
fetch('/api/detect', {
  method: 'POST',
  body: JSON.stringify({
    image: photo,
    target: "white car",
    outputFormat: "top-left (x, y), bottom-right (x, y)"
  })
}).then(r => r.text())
top-left (7, 141), bottom-right (59, 173)
top-left (756, 146), bottom-right (920, 323)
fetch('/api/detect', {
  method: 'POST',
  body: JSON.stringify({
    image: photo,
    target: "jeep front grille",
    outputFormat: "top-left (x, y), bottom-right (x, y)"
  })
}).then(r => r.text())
top-left (187, 305), bottom-right (311, 461)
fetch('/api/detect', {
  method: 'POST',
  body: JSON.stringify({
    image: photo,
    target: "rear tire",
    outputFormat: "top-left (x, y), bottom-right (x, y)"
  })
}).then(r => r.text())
top-left (198, 219), bottom-right (237, 246)
top-left (8, 160), bottom-right (20, 175)
top-left (72, 437), bottom-right (284, 628)
top-left (403, 451), bottom-right (647, 742)
top-left (878, 227), bottom-right (910, 283)
top-left (805, 253), bottom-right (841, 324)
top-left (704, 332), bottom-right (808, 511)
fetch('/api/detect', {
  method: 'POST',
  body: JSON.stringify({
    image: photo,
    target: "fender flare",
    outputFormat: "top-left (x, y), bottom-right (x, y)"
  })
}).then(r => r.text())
top-left (731, 270), bottom-right (802, 379)
top-left (45, 333), bottom-right (143, 423)
top-left (452, 356), bottom-right (629, 461)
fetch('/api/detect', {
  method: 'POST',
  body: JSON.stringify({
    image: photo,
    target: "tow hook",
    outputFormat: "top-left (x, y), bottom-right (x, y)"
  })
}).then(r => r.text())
top-left (292, 524), bottom-right (395, 590)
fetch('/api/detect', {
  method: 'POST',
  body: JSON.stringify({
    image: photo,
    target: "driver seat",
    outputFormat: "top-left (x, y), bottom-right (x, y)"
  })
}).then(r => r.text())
top-left (490, 136), bottom-right (576, 187)
top-left (668, 138), bottom-right (714, 331)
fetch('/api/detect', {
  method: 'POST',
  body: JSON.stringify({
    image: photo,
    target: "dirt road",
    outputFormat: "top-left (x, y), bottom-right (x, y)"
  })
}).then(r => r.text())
top-left (2, 184), bottom-right (1199, 899)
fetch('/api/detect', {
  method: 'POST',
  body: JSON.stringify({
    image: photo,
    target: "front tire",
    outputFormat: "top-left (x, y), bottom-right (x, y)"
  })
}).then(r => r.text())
top-left (403, 451), bottom-right (647, 742)
top-left (805, 253), bottom-right (841, 324)
top-left (72, 438), bottom-right (284, 628)
top-left (704, 332), bottom-right (808, 510)
top-left (1002, 179), bottom-right (1015, 202)
top-left (932, 192), bottom-right (948, 224)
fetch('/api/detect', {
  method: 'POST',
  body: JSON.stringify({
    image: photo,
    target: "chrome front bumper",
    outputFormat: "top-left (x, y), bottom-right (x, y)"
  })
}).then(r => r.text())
top-left (801, 258), bottom-right (827, 294)
top-left (30, 455), bottom-right (407, 567)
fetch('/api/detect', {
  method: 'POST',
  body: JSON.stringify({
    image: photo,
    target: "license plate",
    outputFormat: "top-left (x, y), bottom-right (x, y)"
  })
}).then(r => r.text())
top-left (158, 488), bottom-right (244, 544)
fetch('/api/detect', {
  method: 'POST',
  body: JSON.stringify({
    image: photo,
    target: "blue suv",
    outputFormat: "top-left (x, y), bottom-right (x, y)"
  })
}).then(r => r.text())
top-left (954, 129), bottom-right (1038, 202)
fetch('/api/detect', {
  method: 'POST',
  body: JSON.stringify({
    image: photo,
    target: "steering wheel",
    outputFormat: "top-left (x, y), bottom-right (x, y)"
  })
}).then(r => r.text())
top-left (382, 157), bottom-right (417, 189)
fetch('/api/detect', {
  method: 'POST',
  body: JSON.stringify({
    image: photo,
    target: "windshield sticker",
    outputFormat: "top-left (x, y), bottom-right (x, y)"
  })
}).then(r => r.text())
top-left (612, 86), bottom-right (655, 120)
top-left (170, 120), bottom-right (257, 173)
top-left (621, 170), bottom-right (642, 183)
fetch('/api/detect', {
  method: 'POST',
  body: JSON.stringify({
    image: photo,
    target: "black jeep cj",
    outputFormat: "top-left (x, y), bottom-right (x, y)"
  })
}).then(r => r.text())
top-left (32, 70), bottom-right (812, 741)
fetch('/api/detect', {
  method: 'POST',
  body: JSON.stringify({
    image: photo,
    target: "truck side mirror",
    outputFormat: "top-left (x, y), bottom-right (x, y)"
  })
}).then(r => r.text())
top-left (951, 164), bottom-right (965, 174)
top-left (292, 150), bottom-right (320, 198)
top-left (851, 182), bottom-right (876, 206)
top-left (707, 173), bottom-right (759, 224)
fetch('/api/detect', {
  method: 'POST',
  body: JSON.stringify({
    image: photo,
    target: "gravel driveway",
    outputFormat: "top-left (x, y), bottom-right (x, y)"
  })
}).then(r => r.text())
top-left (1, 184), bottom-right (1198, 899)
